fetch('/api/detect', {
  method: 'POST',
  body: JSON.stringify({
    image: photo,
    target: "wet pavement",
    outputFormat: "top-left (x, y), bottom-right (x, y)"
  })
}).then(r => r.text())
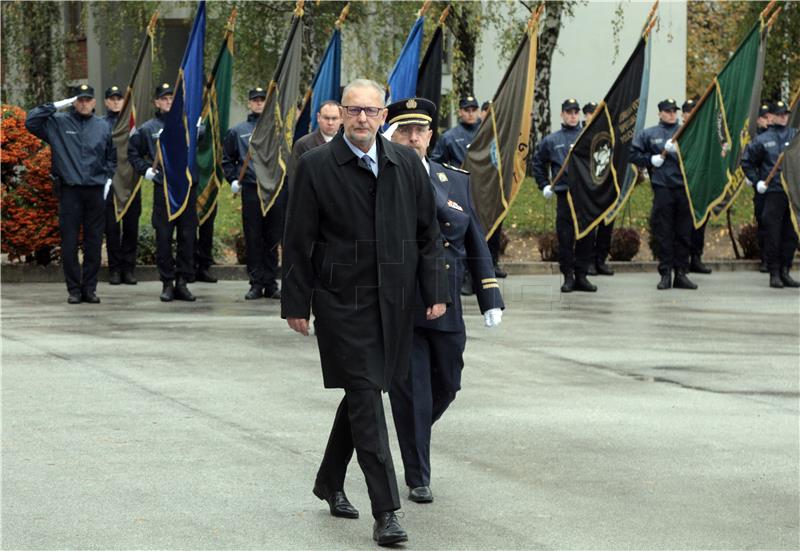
top-left (2, 272), bottom-right (799, 550)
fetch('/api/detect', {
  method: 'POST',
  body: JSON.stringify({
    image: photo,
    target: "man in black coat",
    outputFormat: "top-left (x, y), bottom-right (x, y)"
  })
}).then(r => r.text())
top-left (288, 99), bottom-right (342, 174)
top-left (281, 79), bottom-right (449, 547)
top-left (385, 97), bottom-right (505, 505)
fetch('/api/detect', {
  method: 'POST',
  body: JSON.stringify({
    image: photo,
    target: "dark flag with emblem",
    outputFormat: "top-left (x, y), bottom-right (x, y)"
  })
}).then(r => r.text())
top-left (416, 6), bottom-right (448, 151)
top-left (780, 90), bottom-right (800, 238)
top-left (247, 3), bottom-right (304, 215)
top-left (462, 6), bottom-right (542, 238)
top-left (557, 21), bottom-right (651, 238)
top-left (111, 13), bottom-right (157, 221)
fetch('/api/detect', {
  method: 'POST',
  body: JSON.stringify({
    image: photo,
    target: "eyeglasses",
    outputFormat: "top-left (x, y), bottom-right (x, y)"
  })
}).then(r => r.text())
top-left (341, 105), bottom-right (384, 118)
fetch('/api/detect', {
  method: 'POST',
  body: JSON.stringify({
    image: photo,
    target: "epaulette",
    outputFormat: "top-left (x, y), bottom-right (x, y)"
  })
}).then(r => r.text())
top-left (442, 163), bottom-right (469, 174)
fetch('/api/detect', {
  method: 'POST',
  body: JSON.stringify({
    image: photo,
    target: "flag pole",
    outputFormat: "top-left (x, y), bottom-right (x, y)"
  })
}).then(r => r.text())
top-left (335, 2), bottom-right (350, 28)
top-left (417, 0), bottom-right (431, 18)
top-left (438, 4), bottom-right (451, 26)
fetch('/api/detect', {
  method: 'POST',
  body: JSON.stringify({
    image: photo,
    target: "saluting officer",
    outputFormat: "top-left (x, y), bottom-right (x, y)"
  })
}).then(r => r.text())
top-left (532, 98), bottom-right (597, 292)
top-left (25, 84), bottom-right (116, 304)
top-left (385, 97), bottom-right (504, 505)
top-left (741, 100), bottom-right (799, 289)
top-left (103, 85), bottom-right (140, 286)
top-left (582, 101), bottom-right (615, 277)
top-left (630, 98), bottom-right (697, 290)
top-left (222, 87), bottom-right (282, 300)
top-left (681, 98), bottom-right (713, 275)
top-left (128, 83), bottom-right (197, 302)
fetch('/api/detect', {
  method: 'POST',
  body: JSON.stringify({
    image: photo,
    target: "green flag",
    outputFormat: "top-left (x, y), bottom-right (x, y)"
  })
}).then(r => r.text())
top-left (196, 14), bottom-right (234, 225)
top-left (780, 90), bottom-right (800, 238)
top-left (675, 20), bottom-right (765, 228)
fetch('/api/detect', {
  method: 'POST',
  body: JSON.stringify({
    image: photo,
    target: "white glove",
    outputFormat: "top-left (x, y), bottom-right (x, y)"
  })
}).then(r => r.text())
top-left (756, 180), bottom-right (767, 194)
top-left (542, 185), bottom-right (554, 199)
top-left (745, 178), bottom-right (753, 187)
top-left (484, 308), bottom-right (503, 328)
top-left (145, 167), bottom-right (158, 181)
top-left (53, 96), bottom-right (78, 109)
top-left (230, 179), bottom-right (241, 194)
top-left (650, 154), bottom-right (664, 168)
top-left (103, 179), bottom-right (112, 200)
top-left (664, 139), bottom-right (677, 153)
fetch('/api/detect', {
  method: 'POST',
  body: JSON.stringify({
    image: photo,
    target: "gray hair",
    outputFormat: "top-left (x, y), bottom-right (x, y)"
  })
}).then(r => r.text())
top-left (342, 79), bottom-right (386, 106)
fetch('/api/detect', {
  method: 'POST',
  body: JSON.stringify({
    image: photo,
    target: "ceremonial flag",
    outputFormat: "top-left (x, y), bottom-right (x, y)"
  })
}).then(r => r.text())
top-left (416, 7), bottom-right (447, 151)
top-left (196, 10), bottom-right (235, 225)
top-left (111, 13), bottom-right (156, 221)
top-left (157, 0), bottom-right (205, 221)
top-left (780, 90), bottom-right (800, 238)
top-left (248, 4), bottom-right (304, 215)
top-left (559, 25), bottom-right (650, 238)
top-left (462, 6), bottom-right (542, 238)
top-left (386, 14), bottom-right (424, 104)
top-left (675, 7), bottom-right (776, 228)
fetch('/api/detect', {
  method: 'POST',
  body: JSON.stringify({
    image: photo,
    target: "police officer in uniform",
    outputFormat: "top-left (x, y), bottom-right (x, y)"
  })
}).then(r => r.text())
top-left (752, 102), bottom-right (771, 273)
top-left (680, 98), bottom-right (713, 274)
top-left (222, 87), bottom-right (282, 300)
top-left (630, 98), bottom-right (697, 290)
top-left (103, 85), bottom-right (140, 286)
top-left (532, 98), bottom-right (597, 292)
top-left (128, 83), bottom-right (197, 302)
top-left (582, 101), bottom-right (615, 277)
top-left (385, 97), bottom-right (504, 504)
top-left (25, 84), bottom-right (116, 304)
top-left (741, 100), bottom-right (799, 288)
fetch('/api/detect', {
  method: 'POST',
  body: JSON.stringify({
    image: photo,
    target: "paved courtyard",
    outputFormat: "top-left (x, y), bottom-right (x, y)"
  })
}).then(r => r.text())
top-left (2, 272), bottom-right (799, 550)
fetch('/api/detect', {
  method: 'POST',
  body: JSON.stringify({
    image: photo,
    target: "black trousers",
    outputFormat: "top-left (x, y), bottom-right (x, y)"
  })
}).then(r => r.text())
top-left (556, 192), bottom-right (593, 275)
top-left (753, 191), bottom-right (767, 262)
top-left (59, 184), bottom-right (105, 295)
top-left (105, 190), bottom-right (141, 273)
top-left (691, 220), bottom-right (707, 259)
top-left (151, 184), bottom-right (198, 282)
top-left (242, 184), bottom-right (283, 291)
top-left (389, 328), bottom-right (466, 488)
top-left (195, 203), bottom-right (217, 271)
top-left (487, 221), bottom-right (502, 265)
top-left (651, 186), bottom-right (692, 274)
top-left (762, 192), bottom-right (798, 271)
top-left (594, 220), bottom-right (614, 265)
top-left (315, 388), bottom-right (401, 516)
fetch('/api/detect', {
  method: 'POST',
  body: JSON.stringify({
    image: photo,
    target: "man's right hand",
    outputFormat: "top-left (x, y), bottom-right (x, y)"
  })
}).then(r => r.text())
top-left (650, 154), bottom-right (665, 168)
top-left (53, 96), bottom-right (78, 109)
top-left (288, 318), bottom-right (309, 336)
top-left (145, 167), bottom-right (159, 181)
top-left (542, 184), bottom-right (554, 199)
top-left (230, 180), bottom-right (241, 194)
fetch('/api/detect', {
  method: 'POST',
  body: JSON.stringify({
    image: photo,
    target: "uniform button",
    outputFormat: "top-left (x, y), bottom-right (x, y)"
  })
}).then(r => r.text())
top-left (444, 241), bottom-right (450, 248)
top-left (445, 263), bottom-right (450, 270)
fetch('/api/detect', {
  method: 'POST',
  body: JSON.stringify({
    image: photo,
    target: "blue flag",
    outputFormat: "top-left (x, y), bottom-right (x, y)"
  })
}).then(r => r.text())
top-left (310, 29), bottom-right (341, 132)
top-left (158, 1), bottom-right (205, 221)
top-left (386, 16), bottom-right (424, 104)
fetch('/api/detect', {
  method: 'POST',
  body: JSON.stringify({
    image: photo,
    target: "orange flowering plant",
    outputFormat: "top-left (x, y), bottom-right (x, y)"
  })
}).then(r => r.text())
top-left (1, 104), bottom-right (60, 264)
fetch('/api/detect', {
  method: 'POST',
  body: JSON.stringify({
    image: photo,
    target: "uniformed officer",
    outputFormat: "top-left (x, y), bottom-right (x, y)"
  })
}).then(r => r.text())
top-left (25, 84), bottom-right (116, 304)
top-left (680, 98), bottom-right (713, 275)
top-left (222, 87), bottom-right (282, 300)
top-left (741, 100), bottom-right (799, 288)
top-left (128, 83), bottom-right (197, 302)
top-left (532, 98), bottom-right (597, 292)
top-left (431, 95), bottom-right (480, 166)
top-left (630, 98), bottom-right (698, 290)
top-left (752, 102), bottom-right (771, 273)
top-left (385, 97), bottom-right (504, 504)
top-left (103, 85), bottom-right (140, 286)
top-left (582, 101), bottom-right (615, 277)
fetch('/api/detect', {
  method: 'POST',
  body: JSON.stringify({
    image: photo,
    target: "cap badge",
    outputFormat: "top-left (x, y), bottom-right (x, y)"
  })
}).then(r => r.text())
top-left (80, 85), bottom-right (88, 90)
top-left (406, 99), bottom-right (417, 109)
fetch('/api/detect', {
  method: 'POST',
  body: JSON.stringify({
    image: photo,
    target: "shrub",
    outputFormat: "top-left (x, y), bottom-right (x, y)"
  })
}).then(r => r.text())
top-left (0, 104), bottom-right (60, 264)
top-left (537, 231), bottom-right (558, 262)
top-left (136, 225), bottom-right (158, 265)
top-left (609, 227), bottom-right (641, 261)
top-left (737, 223), bottom-right (760, 259)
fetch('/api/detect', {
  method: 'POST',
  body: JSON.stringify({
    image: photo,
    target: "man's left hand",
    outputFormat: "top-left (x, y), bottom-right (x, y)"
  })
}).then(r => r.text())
top-left (287, 318), bottom-right (310, 336)
top-left (484, 308), bottom-right (503, 328)
top-left (103, 179), bottom-right (112, 200)
top-left (426, 303), bottom-right (446, 320)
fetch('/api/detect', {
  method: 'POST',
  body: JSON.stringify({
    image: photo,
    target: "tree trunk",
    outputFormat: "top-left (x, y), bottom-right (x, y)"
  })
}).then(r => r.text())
top-left (450, 2), bottom-right (481, 99)
top-left (27, 2), bottom-right (60, 105)
top-left (531, 2), bottom-right (563, 150)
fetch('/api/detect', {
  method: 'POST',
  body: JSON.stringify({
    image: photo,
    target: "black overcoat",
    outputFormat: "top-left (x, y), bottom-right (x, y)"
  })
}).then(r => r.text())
top-left (281, 131), bottom-right (449, 391)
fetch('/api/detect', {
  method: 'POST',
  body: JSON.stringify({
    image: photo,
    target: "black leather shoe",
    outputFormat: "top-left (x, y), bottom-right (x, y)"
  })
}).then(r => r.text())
top-left (460, 272), bottom-right (475, 296)
top-left (81, 292), bottom-right (101, 304)
top-left (108, 271), bottom-right (122, 285)
top-left (587, 264), bottom-right (598, 276)
top-left (121, 271), bottom-right (137, 285)
top-left (596, 262), bottom-right (614, 276)
top-left (174, 278), bottom-right (196, 301)
top-left (780, 268), bottom-right (800, 288)
top-left (689, 257), bottom-right (712, 274)
top-left (313, 487), bottom-right (359, 519)
top-left (67, 293), bottom-right (82, 304)
top-left (574, 273), bottom-right (597, 292)
top-left (245, 285), bottom-right (264, 300)
top-left (195, 268), bottom-right (217, 283)
top-left (373, 512), bottom-right (408, 546)
top-left (770, 271), bottom-right (784, 288)
top-left (561, 274), bottom-right (575, 293)
top-left (657, 273), bottom-right (672, 290)
top-left (673, 271), bottom-right (698, 290)
top-left (408, 486), bottom-right (433, 503)
top-left (759, 260), bottom-right (769, 273)
top-left (266, 288), bottom-right (282, 300)
top-left (494, 264), bottom-right (507, 279)
top-left (160, 282), bottom-right (175, 302)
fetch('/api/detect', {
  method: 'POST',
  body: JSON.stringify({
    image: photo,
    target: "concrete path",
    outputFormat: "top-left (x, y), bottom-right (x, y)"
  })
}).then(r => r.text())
top-left (2, 272), bottom-right (798, 550)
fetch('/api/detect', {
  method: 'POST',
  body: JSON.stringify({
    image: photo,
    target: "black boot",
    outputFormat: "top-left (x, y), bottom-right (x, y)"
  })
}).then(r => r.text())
top-left (690, 256), bottom-right (712, 274)
top-left (759, 260), bottom-right (769, 273)
top-left (160, 281), bottom-right (175, 302)
top-left (81, 291), bottom-right (101, 304)
top-left (657, 272), bottom-right (672, 290)
top-left (121, 271), bottom-right (137, 285)
top-left (561, 273), bottom-right (575, 293)
top-left (67, 292), bottom-right (82, 304)
top-left (595, 262), bottom-right (615, 276)
top-left (108, 271), bottom-right (122, 285)
top-left (587, 264), bottom-right (598, 276)
top-left (494, 264), bottom-right (507, 279)
top-left (373, 512), bottom-right (408, 546)
top-left (174, 277), bottom-right (196, 301)
top-left (574, 273), bottom-right (597, 292)
top-left (245, 284), bottom-right (264, 300)
top-left (673, 270), bottom-right (698, 290)
top-left (779, 268), bottom-right (800, 288)
top-left (769, 271), bottom-right (784, 288)
top-left (195, 267), bottom-right (217, 283)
